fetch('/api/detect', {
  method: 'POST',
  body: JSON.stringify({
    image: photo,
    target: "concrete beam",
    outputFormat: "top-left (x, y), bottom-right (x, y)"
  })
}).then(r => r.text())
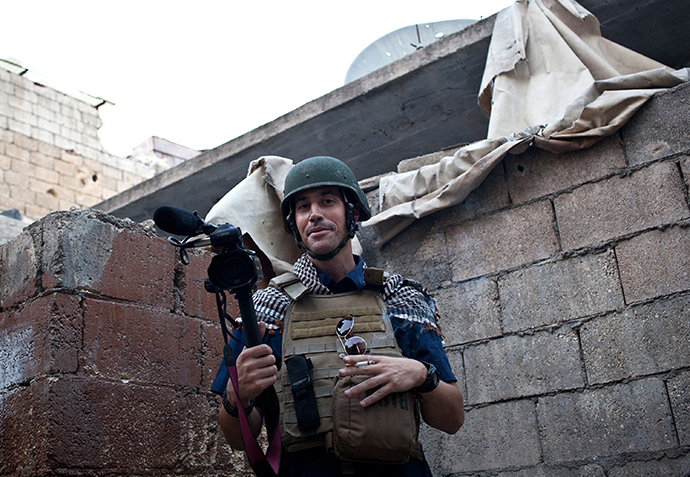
top-left (97, 0), bottom-right (690, 224)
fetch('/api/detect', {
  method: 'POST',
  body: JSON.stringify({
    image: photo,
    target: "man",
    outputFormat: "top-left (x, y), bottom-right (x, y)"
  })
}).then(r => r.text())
top-left (212, 156), bottom-right (464, 476)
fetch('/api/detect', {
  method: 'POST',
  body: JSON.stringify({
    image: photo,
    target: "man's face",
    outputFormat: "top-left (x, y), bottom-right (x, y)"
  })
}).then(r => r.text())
top-left (293, 186), bottom-right (358, 256)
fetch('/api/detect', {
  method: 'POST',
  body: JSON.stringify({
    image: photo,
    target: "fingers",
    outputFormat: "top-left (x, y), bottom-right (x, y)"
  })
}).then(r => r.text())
top-left (339, 356), bottom-right (427, 407)
top-left (232, 344), bottom-right (278, 400)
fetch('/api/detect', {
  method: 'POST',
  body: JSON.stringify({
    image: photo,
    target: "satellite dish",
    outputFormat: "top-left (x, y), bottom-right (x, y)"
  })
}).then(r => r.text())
top-left (345, 19), bottom-right (478, 84)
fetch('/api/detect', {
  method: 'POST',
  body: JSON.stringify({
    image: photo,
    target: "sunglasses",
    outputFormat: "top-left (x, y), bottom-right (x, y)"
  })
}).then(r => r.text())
top-left (336, 315), bottom-right (368, 355)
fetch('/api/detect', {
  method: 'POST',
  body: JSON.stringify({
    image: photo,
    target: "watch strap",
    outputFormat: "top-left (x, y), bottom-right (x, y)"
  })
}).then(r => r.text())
top-left (223, 391), bottom-right (255, 418)
top-left (415, 361), bottom-right (440, 393)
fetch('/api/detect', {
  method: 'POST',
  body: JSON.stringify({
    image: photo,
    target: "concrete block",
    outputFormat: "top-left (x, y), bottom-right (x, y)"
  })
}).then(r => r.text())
top-left (51, 157), bottom-right (76, 177)
top-left (37, 210), bottom-right (176, 307)
top-left (33, 190), bottom-right (60, 211)
top-left (176, 248), bottom-right (231, 321)
top-left (82, 299), bottom-right (202, 387)
top-left (667, 370), bottom-right (690, 446)
top-left (54, 137), bottom-right (78, 154)
top-left (464, 329), bottom-right (583, 404)
top-left (580, 295), bottom-right (690, 384)
top-left (5, 143), bottom-right (30, 162)
top-left (11, 131), bottom-right (39, 151)
top-left (201, 320), bottom-right (225, 391)
top-left (616, 225), bottom-right (690, 303)
top-left (497, 464), bottom-right (606, 477)
top-left (8, 94), bottom-right (33, 113)
top-left (607, 450), bottom-right (690, 477)
top-left (446, 200), bottom-right (560, 282)
top-left (555, 161), bottom-right (689, 250)
top-left (506, 135), bottom-right (626, 204)
top-left (9, 183), bottom-right (36, 204)
top-left (37, 376), bottom-right (218, 471)
top-left (12, 85), bottom-right (38, 105)
top-left (0, 228), bottom-right (38, 308)
top-left (437, 400), bottom-right (541, 474)
top-left (431, 162), bottom-right (511, 228)
top-left (363, 215), bottom-right (451, 290)
top-left (37, 116), bottom-right (60, 135)
top-left (499, 251), bottom-right (624, 332)
top-left (6, 118), bottom-right (31, 137)
top-left (622, 82), bottom-right (690, 166)
top-left (38, 141), bottom-right (61, 160)
top-left (681, 156), bottom-right (690, 189)
top-left (0, 294), bottom-right (82, 390)
top-left (434, 277), bottom-right (502, 345)
top-left (94, 226), bottom-right (177, 306)
top-left (0, 386), bottom-right (44, 473)
top-left (444, 348), bottom-right (468, 399)
top-left (31, 127), bottom-right (55, 146)
top-left (538, 378), bottom-right (676, 463)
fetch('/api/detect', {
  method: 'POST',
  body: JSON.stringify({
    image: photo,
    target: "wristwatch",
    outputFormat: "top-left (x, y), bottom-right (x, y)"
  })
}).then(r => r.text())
top-left (222, 391), bottom-right (255, 418)
top-left (415, 361), bottom-right (440, 393)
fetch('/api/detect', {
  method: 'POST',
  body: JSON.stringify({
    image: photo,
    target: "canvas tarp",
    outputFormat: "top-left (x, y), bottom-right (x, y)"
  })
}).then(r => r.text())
top-left (362, 0), bottom-right (689, 247)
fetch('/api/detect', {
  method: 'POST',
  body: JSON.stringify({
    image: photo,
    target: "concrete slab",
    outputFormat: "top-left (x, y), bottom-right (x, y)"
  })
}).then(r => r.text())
top-left (96, 0), bottom-right (690, 224)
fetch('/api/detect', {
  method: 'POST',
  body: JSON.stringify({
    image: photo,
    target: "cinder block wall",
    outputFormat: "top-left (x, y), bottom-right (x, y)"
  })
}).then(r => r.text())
top-left (0, 66), bottom-right (160, 221)
top-left (0, 210), bottom-right (253, 476)
top-left (359, 82), bottom-right (690, 475)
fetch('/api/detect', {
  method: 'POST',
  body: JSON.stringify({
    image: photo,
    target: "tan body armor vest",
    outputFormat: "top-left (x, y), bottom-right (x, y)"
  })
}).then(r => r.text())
top-left (270, 270), bottom-right (422, 463)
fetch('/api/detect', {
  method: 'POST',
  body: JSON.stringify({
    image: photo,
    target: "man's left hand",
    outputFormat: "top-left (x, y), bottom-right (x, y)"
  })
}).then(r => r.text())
top-left (338, 355), bottom-right (427, 407)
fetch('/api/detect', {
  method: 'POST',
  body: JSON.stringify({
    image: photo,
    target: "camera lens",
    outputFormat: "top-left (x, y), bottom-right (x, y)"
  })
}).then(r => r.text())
top-left (207, 252), bottom-right (256, 290)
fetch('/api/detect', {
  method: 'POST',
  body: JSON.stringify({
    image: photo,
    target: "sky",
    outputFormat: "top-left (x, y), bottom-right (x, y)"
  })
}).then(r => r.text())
top-left (0, 1), bottom-right (514, 157)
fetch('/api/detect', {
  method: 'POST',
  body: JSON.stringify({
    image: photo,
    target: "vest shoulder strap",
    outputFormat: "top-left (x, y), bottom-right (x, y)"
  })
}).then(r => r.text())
top-left (269, 272), bottom-right (310, 301)
top-left (363, 267), bottom-right (388, 288)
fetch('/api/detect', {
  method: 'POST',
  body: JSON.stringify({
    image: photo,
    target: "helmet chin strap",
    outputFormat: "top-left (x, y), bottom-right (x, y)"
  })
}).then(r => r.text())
top-left (302, 232), bottom-right (351, 261)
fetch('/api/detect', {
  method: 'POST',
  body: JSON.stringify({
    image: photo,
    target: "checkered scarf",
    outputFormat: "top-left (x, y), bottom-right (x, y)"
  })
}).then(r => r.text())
top-left (252, 254), bottom-right (441, 330)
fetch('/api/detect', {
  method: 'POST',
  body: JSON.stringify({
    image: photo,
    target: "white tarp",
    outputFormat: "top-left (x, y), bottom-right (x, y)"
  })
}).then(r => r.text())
top-left (362, 0), bottom-right (689, 247)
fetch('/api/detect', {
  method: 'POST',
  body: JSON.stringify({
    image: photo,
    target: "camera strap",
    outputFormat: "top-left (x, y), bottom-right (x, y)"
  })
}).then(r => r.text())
top-left (225, 343), bottom-right (282, 476)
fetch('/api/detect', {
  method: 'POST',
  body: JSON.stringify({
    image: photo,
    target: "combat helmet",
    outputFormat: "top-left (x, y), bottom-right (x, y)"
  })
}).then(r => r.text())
top-left (282, 156), bottom-right (371, 260)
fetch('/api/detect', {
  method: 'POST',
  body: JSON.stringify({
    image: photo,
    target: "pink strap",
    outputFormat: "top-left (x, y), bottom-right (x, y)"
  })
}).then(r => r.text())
top-left (228, 365), bottom-right (281, 475)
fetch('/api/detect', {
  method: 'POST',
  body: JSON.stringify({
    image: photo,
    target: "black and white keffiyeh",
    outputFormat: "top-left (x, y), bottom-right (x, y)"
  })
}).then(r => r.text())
top-left (252, 254), bottom-right (441, 330)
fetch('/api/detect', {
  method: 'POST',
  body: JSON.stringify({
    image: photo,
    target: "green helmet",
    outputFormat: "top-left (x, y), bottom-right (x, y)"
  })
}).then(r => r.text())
top-left (281, 156), bottom-right (371, 234)
top-left (281, 156), bottom-right (371, 261)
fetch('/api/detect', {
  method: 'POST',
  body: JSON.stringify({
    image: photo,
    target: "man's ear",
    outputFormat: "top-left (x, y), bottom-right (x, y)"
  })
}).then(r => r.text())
top-left (352, 204), bottom-right (360, 222)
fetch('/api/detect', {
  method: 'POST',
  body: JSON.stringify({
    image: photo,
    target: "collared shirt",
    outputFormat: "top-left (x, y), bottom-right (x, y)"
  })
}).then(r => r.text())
top-left (317, 255), bottom-right (366, 293)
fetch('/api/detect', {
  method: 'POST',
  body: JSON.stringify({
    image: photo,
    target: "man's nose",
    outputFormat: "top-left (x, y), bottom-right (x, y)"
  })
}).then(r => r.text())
top-left (308, 204), bottom-right (324, 221)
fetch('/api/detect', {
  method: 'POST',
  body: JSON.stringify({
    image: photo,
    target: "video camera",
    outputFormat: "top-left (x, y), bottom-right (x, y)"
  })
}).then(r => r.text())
top-left (153, 206), bottom-right (263, 293)
top-left (153, 206), bottom-right (264, 346)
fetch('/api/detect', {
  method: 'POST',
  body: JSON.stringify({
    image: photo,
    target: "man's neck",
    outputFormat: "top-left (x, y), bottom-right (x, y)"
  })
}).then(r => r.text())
top-left (307, 243), bottom-right (356, 282)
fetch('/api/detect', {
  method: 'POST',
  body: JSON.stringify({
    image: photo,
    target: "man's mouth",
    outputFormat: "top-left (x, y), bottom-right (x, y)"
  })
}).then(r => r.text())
top-left (307, 225), bottom-right (333, 237)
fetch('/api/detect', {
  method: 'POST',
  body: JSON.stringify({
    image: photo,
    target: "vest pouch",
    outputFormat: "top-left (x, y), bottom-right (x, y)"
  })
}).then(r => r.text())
top-left (328, 374), bottom-right (420, 464)
top-left (285, 355), bottom-right (320, 435)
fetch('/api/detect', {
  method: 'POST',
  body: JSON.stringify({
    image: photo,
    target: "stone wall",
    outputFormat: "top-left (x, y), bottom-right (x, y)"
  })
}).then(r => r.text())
top-left (0, 210), bottom-right (251, 476)
top-left (0, 63), bottom-right (163, 222)
top-left (358, 82), bottom-right (690, 475)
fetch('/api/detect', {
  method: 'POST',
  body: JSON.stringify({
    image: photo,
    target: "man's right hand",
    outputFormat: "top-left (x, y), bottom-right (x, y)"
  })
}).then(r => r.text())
top-left (226, 321), bottom-right (278, 408)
